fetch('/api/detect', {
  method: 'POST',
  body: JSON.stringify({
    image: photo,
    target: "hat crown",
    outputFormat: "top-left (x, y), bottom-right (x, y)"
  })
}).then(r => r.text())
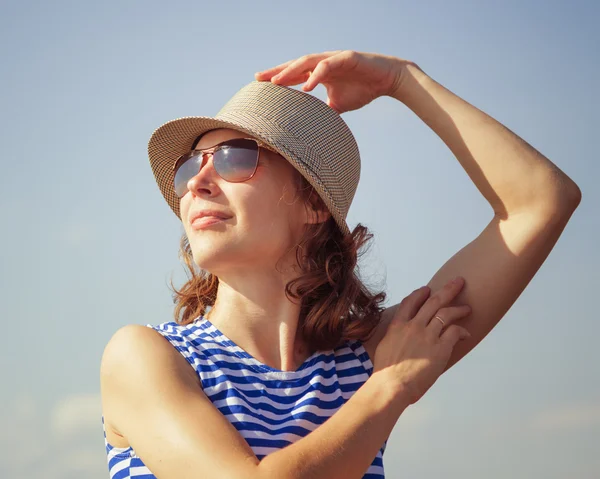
top-left (214, 81), bottom-right (361, 214)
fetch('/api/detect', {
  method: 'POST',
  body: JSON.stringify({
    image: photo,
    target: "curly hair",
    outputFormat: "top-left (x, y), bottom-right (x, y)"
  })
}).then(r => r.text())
top-left (169, 168), bottom-right (387, 352)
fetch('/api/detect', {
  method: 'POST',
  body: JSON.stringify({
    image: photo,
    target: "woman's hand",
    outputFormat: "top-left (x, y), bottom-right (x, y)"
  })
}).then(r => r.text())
top-left (373, 277), bottom-right (472, 405)
top-left (254, 50), bottom-right (419, 113)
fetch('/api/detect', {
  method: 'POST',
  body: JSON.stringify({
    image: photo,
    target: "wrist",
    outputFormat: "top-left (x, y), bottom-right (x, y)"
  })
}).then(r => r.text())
top-left (367, 370), bottom-right (413, 413)
top-left (388, 61), bottom-right (429, 103)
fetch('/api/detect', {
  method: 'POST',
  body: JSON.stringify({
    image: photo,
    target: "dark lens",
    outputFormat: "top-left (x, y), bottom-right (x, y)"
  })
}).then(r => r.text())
top-left (174, 152), bottom-right (202, 197)
top-left (213, 139), bottom-right (259, 182)
top-left (172, 139), bottom-right (259, 197)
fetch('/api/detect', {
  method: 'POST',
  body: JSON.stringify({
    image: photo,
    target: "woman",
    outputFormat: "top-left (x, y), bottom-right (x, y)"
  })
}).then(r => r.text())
top-left (100, 50), bottom-right (581, 478)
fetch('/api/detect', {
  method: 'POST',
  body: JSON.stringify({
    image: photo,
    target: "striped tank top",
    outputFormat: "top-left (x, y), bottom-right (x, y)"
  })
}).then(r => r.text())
top-left (103, 316), bottom-right (386, 478)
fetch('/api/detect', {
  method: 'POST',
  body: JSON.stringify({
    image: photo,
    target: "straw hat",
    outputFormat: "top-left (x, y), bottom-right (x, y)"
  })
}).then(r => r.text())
top-left (147, 80), bottom-right (361, 236)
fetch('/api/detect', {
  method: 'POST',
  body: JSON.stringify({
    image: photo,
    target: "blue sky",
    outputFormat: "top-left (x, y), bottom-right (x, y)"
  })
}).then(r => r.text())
top-left (1, 0), bottom-right (598, 477)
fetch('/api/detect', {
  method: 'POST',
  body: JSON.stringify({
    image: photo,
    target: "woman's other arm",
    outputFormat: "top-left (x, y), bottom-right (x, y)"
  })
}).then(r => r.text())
top-left (101, 279), bottom-right (469, 479)
top-left (100, 324), bottom-right (406, 479)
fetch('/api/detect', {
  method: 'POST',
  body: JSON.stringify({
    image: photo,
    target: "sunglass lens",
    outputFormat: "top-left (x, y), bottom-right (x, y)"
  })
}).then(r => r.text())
top-left (213, 139), bottom-right (259, 182)
top-left (173, 139), bottom-right (260, 197)
top-left (174, 152), bottom-right (201, 197)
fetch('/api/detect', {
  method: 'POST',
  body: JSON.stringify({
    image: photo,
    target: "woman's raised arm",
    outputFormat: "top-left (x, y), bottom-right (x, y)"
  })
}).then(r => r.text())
top-left (383, 62), bottom-right (581, 372)
top-left (259, 51), bottom-right (581, 374)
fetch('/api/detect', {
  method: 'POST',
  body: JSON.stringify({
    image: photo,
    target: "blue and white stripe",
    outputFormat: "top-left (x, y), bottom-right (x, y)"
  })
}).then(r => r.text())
top-left (103, 316), bottom-right (386, 478)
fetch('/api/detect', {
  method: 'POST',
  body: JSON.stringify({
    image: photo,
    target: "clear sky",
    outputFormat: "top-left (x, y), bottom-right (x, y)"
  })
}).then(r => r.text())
top-left (1, 1), bottom-right (598, 477)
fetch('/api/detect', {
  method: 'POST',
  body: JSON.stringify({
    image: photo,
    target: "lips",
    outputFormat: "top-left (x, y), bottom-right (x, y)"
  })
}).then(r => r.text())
top-left (191, 216), bottom-right (230, 229)
top-left (188, 210), bottom-right (233, 228)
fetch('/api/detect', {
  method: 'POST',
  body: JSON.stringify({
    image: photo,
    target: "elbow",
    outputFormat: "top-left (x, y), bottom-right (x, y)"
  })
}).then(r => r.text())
top-left (554, 181), bottom-right (582, 217)
top-left (566, 182), bottom-right (582, 209)
top-left (554, 172), bottom-right (582, 211)
top-left (534, 178), bottom-right (582, 220)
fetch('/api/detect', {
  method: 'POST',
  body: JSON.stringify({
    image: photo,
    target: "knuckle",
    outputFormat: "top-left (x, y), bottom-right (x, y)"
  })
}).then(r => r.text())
top-left (405, 320), bottom-right (419, 333)
top-left (445, 326), bottom-right (460, 340)
top-left (391, 309), bottom-right (407, 324)
top-left (441, 287), bottom-right (457, 301)
top-left (391, 317), bottom-right (406, 330)
top-left (428, 295), bottom-right (442, 308)
top-left (319, 59), bottom-right (331, 70)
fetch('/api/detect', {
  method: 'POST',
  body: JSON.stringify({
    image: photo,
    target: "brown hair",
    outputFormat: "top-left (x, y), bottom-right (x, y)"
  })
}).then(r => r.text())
top-left (169, 170), bottom-right (387, 351)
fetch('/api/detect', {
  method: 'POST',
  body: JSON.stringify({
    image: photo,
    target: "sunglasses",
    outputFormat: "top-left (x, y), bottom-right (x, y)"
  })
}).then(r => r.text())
top-left (173, 137), bottom-right (279, 198)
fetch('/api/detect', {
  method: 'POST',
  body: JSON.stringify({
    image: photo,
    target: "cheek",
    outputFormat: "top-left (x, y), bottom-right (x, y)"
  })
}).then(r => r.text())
top-left (238, 184), bottom-right (300, 238)
top-left (179, 194), bottom-right (191, 221)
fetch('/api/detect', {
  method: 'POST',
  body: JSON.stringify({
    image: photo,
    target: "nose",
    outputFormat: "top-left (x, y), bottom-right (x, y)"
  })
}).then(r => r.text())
top-left (185, 151), bottom-right (221, 197)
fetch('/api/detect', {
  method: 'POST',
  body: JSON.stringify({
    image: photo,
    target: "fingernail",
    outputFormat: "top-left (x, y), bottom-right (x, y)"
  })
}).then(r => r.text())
top-left (452, 276), bottom-right (462, 284)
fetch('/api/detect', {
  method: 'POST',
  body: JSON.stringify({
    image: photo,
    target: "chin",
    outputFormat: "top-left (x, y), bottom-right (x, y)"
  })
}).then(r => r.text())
top-left (191, 248), bottom-right (224, 270)
top-left (189, 238), bottom-right (240, 270)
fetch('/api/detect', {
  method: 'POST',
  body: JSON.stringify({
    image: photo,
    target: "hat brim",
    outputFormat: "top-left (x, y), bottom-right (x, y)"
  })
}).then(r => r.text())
top-left (147, 116), bottom-right (351, 236)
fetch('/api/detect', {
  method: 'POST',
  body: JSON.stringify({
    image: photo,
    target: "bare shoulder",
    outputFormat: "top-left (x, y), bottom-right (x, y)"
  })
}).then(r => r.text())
top-left (101, 324), bottom-right (198, 383)
top-left (100, 324), bottom-right (260, 478)
top-left (100, 324), bottom-right (201, 436)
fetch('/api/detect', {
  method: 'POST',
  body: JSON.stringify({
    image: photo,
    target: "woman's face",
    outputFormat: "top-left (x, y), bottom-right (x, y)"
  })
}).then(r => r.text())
top-left (179, 128), bottom-right (322, 275)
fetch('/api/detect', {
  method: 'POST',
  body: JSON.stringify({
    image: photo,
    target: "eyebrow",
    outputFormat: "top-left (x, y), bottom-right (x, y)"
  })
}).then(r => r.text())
top-left (193, 139), bottom-right (228, 151)
top-left (193, 137), bottom-right (251, 152)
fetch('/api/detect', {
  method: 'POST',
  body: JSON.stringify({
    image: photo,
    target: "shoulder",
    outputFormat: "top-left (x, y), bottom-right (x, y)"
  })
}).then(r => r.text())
top-left (100, 323), bottom-right (200, 392)
top-left (100, 324), bottom-right (202, 435)
top-left (101, 324), bottom-right (170, 368)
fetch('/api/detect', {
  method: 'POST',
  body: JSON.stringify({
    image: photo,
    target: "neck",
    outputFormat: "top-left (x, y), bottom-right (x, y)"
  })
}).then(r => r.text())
top-left (205, 266), bottom-right (314, 372)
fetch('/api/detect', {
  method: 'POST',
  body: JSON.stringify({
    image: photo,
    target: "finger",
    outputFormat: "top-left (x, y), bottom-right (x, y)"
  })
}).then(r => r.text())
top-left (270, 51), bottom-right (340, 85)
top-left (254, 60), bottom-right (296, 80)
top-left (302, 58), bottom-right (335, 92)
top-left (391, 286), bottom-right (431, 325)
top-left (413, 277), bottom-right (466, 326)
top-left (426, 305), bottom-right (472, 337)
top-left (304, 50), bottom-right (359, 92)
top-left (439, 325), bottom-right (471, 346)
top-left (271, 70), bottom-right (313, 88)
top-left (255, 51), bottom-right (343, 82)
